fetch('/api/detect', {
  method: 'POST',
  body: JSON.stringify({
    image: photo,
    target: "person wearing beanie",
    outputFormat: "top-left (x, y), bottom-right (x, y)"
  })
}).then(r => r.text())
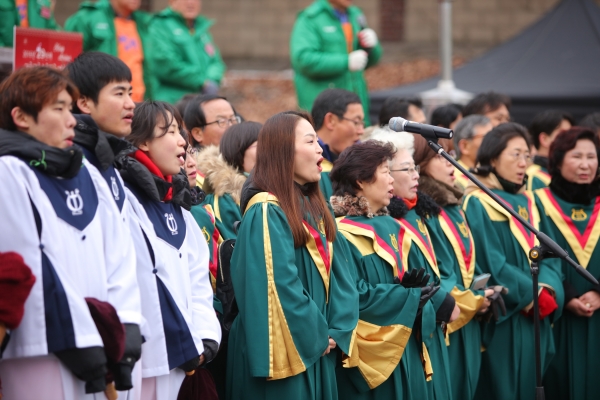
top-left (462, 123), bottom-right (563, 400)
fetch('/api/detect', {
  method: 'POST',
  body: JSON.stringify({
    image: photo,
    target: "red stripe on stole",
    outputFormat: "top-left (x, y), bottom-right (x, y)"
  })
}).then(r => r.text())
top-left (545, 188), bottom-right (600, 249)
top-left (439, 209), bottom-right (472, 271)
top-left (402, 220), bottom-right (437, 267)
top-left (341, 219), bottom-right (403, 277)
top-left (303, 221), bottom-right (330, 273)
top-left (498, 196), bottom-right (535, 248)
top-left (209, 226), bottom-right (220, 279)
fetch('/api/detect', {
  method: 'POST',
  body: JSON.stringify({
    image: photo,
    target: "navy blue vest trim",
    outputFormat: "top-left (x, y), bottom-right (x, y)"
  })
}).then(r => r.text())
top-left (31, 165), bottom-right (99, 231)
top-left (28, 197), bottom-right (77, 353)
top-left (81, 147), bottom-right (125, 211)
top-left (156, 276), bottom-right (199, 370)
top-left (126, 183), bottom-right (186, 249)
top-left (42, 252), bottom-right (77, 352)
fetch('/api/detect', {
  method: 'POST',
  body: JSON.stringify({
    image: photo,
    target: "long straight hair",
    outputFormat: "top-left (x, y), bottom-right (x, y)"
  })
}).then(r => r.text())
top-left (253, 111), bottom-right (336, 247)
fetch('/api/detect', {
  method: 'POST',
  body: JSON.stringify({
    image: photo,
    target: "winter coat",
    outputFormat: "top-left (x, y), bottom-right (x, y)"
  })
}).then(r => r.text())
top-left (64, 0), bottom-right (153, 99)
top-left (290, 0), bottom-right (382, 125)
top-left (0, 0), bottom-right (58, 47)
top-left (148, 8), bottom-right (225, 104)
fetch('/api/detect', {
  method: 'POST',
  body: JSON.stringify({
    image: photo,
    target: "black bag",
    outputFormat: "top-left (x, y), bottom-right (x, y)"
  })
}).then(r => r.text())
top-left (215, 239), bottom-right (238, 333)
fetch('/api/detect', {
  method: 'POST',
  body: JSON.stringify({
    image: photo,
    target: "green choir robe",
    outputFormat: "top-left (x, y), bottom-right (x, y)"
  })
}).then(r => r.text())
top-left (535, 188), bottom-right (600, 400)
top-left (203, 192), bottom-right (242, 240)
top-left (319, 159), bottom-right (334, 203)
top-left (397, 209), bottom-right (454, 400)
top-left (423, 205), bottom-right (485, 400)
top-left (335, 214), bottom-right (428, 400)
top-left (526, 163), bottom-right (551, 192)
top-left (226, 193), bottom-right (358, 400)
top-left (463, 188), bottom-right (563, 400)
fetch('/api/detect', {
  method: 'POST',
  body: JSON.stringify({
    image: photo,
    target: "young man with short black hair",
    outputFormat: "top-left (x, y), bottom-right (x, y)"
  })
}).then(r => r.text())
top-left (67, 51), bottom-right (136, 214)
top-left (311, 88), bottom-right (364, 200)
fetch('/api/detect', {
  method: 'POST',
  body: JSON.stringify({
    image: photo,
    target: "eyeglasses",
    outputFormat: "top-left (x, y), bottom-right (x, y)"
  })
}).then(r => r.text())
top-left (506, 152), bottom-right (531, 163)
top-left (341, 117), bottom-right (365, 128)
top-left (204, 115), bottom-right (241, 128)
top-left (390, 165), bottom-right (420, 176)
top-left (187, 146), bottom-right (199, 156)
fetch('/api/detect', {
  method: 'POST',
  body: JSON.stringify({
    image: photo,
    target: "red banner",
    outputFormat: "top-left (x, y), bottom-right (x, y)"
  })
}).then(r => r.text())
top-left (13, 27), bottom-right (82, 71)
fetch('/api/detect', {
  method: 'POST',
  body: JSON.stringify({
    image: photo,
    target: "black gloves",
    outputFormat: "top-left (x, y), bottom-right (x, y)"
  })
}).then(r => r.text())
top-left (54, 346), bottom-right (108, 394)
top-left (482, 286), bottom-right (507, 322)
top-left (111, 323), bottom-right (142, 391)
top-left (178, 356), bottom-right (201, 373)
top-left (400, 267), bottom-right (431, 288)
top-left (419, 283), bottom-right (440, 310)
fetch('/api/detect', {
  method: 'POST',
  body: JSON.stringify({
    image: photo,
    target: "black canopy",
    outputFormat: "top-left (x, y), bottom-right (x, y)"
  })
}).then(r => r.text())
top-left (370, 0), bottom-right (600, 125)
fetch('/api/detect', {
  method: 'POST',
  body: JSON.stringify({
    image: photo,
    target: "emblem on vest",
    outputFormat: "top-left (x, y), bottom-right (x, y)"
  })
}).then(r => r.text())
top-left (458, 221), bottom-right (469, 238)
top-left (389, 233), bottom-right (399, 253)
top-left (110, 176), bottom-right (120, 201)
top-left (202, 226), bottom-right (210, 243)
top-left (571, 208), bottom-right (587, 221)
top-left (518, 205), bottom-right (529, 220)
top-left (65, 189), bottom-right (84, 215)
top-left (417, 218), bottom-right (428, 235)
top-left (165, 213), bottom-right (178, 235)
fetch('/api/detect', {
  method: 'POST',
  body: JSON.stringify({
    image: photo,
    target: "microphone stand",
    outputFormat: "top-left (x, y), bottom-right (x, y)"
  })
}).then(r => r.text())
top-left (422, 132), bottom-right (598, 400)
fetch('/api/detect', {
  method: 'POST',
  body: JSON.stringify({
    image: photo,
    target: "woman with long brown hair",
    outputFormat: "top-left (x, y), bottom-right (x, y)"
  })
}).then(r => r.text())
top-left (226, 111), bottom-right (358, 400)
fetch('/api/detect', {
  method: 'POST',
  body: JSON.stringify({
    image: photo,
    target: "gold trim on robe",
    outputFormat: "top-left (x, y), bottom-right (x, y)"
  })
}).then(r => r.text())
top-left (262, 202), bottom-right (307, 380)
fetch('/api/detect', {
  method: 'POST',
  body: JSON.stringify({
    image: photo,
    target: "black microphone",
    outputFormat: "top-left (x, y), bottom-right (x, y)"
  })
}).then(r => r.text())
top-left (388, 117), bottom-right (453, 140)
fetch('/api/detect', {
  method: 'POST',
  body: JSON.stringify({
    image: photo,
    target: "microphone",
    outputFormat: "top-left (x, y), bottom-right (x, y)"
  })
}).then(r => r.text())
top-left (388, 117), bottom-right (454, 140)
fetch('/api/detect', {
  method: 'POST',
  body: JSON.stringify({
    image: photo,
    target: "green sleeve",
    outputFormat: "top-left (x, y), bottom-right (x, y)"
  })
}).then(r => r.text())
top-left (0, 0), bottom-right (18, 47)
top-left (290, 16), bottom-right (349, 79)
top-left (534, 197), bottom-right (565, 320)
top-left (324, 233), bottom-right (359, 355)
top-left (64, 11), bottom-right (95, 51)
top-left (148, 20), bottom-right (205, 91)
top-left (364, 41), bottom-right (382, 69)
top-left (230, 202), bottom-right (330, 378)
top-left (204, 31), bottom-right (226, 84)
top-left (348, 240), bottom-right (420, 329)
top-left (464, 196), bottom-right (534, 318)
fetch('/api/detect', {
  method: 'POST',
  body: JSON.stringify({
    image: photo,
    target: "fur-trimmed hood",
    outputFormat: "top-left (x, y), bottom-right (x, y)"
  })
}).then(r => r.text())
top-left (196, 145), bottom-right (247, 204)
top-left (330, 194), bottom-right (389, 218)
top-left (418, 175), bottom-right (464, 207)
top-left (387, 192), bottom-right (441, 220)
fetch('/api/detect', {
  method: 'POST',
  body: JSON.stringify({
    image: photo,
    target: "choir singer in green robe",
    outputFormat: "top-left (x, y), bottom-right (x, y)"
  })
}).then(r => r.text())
top-left (226, 111), bottom-right (359, 400)
top-left (329, 140), bottom-right (438, 400)
top-left (462, 123), bottom-right (563, 400)
top-left (535, 127), bottom-right (600, 400)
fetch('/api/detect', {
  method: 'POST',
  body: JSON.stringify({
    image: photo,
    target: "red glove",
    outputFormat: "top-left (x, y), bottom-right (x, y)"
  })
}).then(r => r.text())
top-left (524, 288), bottom-right (558, 320)
top-left (0, 252), bottom-right (36, 329)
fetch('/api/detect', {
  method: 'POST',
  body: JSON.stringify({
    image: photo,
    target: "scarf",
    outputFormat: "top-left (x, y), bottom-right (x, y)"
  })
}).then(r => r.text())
top-left (0, 129), bottom-right (82, 178)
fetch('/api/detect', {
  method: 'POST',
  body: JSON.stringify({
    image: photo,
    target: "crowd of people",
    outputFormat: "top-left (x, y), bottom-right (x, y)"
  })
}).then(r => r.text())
top-left (2, 1), bottom-right (600, 400)
top-left (1, 0), bottom-right (382, 120)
